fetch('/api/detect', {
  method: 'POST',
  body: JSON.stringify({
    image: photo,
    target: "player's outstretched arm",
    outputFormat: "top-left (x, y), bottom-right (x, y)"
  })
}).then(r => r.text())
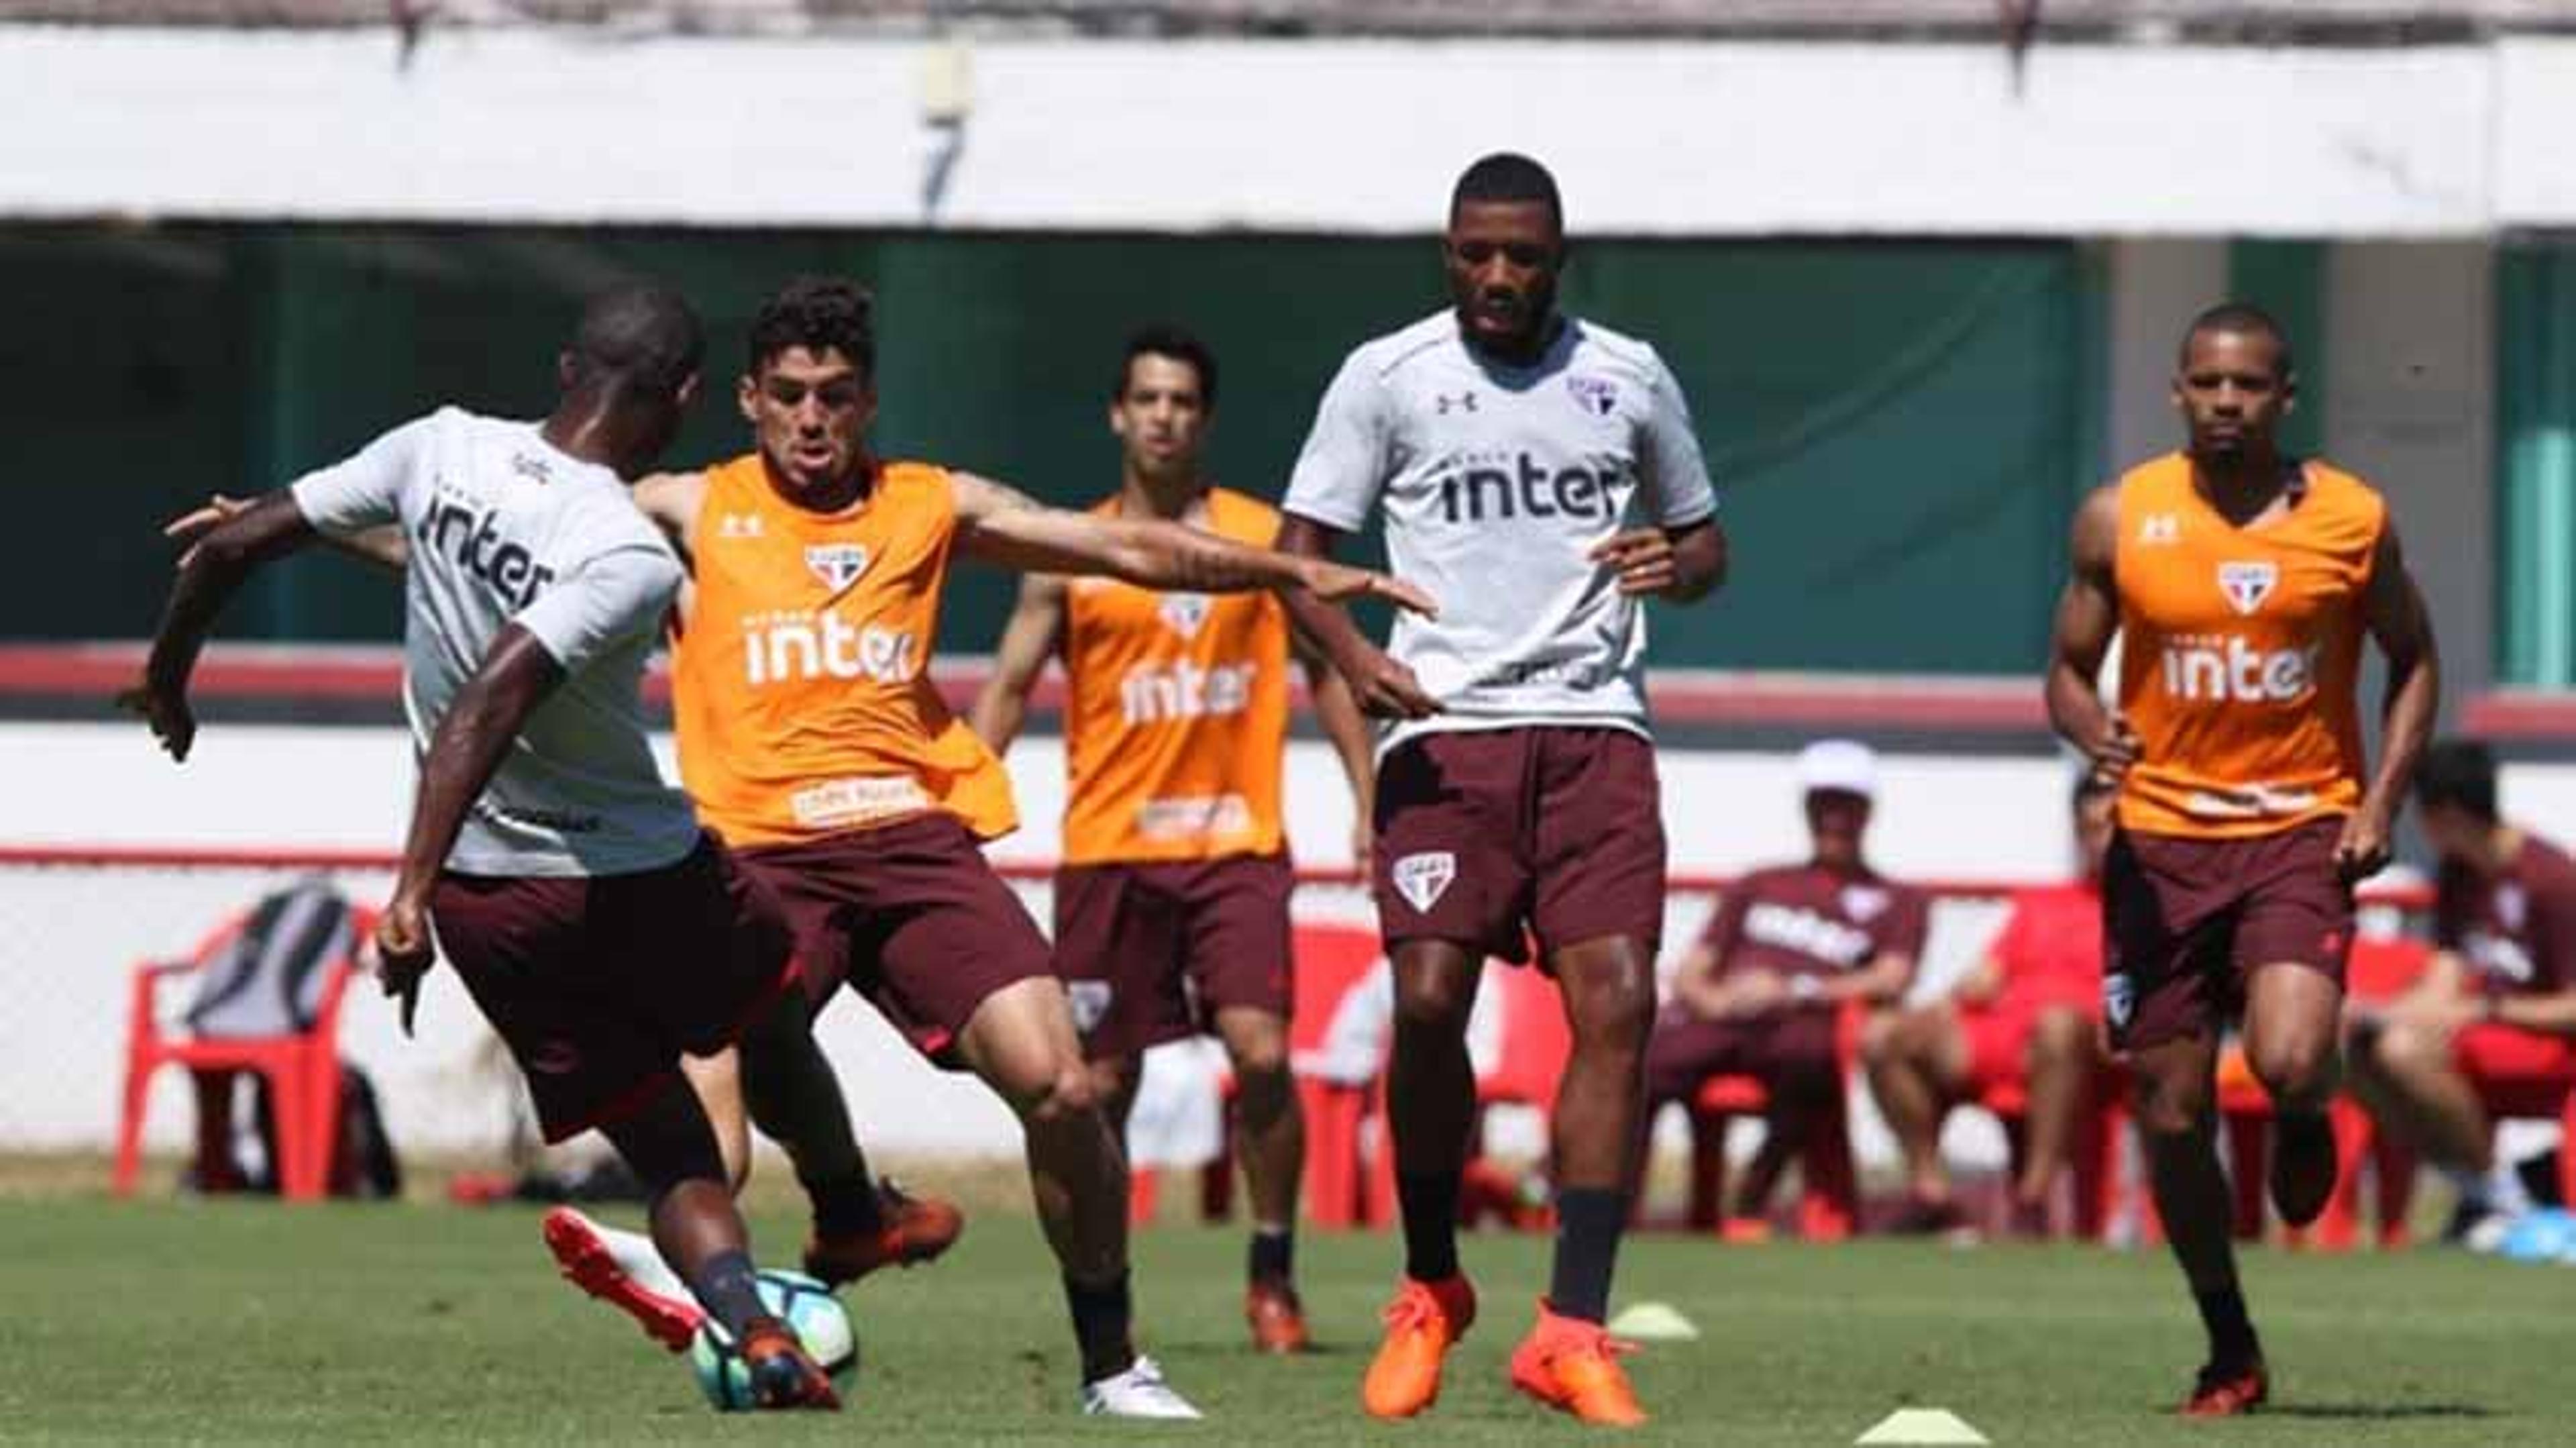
top-left (2343, 519), bottom-right (2442, 881)
top-left (166, 493), bottom-right (408, 573)
top-left (121, 491), bottom-right (321, 762)
top-left (951, 472), bottom-right (1436, 614)
top-left (2043, 486), bottom-right (2138, 782)
top-left (375, 624), bottom-right (567, 1031)
top-left (968, 571), bottom-right (1068, 755)
top-left (1270, 513), bottom-right (1443, 721)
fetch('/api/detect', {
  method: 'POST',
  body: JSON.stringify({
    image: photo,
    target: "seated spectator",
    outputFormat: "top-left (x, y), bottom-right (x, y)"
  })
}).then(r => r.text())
top-left (1864, 774), bottom-right (2114, 1237)
top-left (2349, 739), bottom-right (2576, 1243)
top-left (1645, 740), bottom-right (1926, 1223)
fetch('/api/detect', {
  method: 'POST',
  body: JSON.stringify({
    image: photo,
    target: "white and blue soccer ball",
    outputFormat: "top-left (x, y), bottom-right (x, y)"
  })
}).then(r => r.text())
top-left (688, 1270), bottom-right (859, 1410)
top-left (2496, 1207), bottom-right (2576, 1264)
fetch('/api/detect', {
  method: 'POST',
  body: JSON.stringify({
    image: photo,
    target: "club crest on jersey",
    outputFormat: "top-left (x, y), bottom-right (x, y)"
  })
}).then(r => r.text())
top-left (1391, 851), bottom-right (1457, 915)
top-left (2218, 560), bottom-right (2277, 616)
top-left (1157, 592), bottom-right (1212, 640)
top-left (1566, 374), bottom-right (1619, 417)
top-left (805, 543), bottom-right (871, 594)
top-left (1839, 885), bottom-right (1890, 923)
top-left (1067, 981), bottom-right (1114, 1035)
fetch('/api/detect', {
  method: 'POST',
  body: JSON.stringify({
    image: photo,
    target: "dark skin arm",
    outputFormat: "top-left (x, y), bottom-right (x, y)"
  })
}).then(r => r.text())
top-left (120, 493), bottom-right (321, 762)
top-left (1591, 517), bottom-right (1729, 601)
top-left (2043, 484), bottom-right (2143, 782)
top-left (374, 625), bottom-right (567, 1033)
top-left (2339, 521), bottom-right (2440, 881)
top-left (1271, 513), bottom-right (1443, 721)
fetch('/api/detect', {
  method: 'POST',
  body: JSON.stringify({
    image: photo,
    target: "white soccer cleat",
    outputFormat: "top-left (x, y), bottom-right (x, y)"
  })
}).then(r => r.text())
top-left (541, 1206), bottom-right (706, 1353)
top-left (1080, 1355), bottom-right (1203, 1419)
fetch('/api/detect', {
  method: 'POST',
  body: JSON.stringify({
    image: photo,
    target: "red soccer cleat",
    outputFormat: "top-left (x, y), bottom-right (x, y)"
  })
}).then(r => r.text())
top-left (541, 1206), bottom-right (704, 1353)
top-left (2181, 1359), bottom-right (2269, 1417)
top-left (1244, 1278), bottom-right (1311, 1355)
top-left (802, 1178), bottom-right (965, 1287)
top-left (739, 1318), bottom-right (843, 1411)
top-left (1361, 1275), bottom-right (1477, 1419)
top-left (1507, 1302), bottom-right (1648, 1427)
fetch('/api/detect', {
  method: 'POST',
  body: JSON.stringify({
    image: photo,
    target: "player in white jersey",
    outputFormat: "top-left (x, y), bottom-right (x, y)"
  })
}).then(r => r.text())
top-left (1275, 153), bottom-right (1726, 1427)
top-left (123, 287), bottom-right (846, 1409)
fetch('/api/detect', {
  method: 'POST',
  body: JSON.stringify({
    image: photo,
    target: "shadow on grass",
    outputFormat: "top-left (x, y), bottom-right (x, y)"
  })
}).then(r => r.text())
top-left (2262, 1402), bottom-right (2496, 1422)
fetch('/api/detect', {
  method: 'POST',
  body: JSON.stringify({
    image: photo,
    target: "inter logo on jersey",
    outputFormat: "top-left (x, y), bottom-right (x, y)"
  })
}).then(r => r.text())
top-left (1566, 374), bottom-right (1618, 417)
top-left (1157, 592), bottom-right (1211, 640)
top-left (2218, 560), bottom-right (2277, 616)
top-left (806, 544), bottom-right (871, 594)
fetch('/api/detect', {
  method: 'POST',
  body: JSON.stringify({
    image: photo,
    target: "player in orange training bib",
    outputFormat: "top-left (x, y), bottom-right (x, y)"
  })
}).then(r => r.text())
top-left (971, 327), bottom-right (1379, 1356)
top-left (2046, 303), bottom-right (2438, 1418)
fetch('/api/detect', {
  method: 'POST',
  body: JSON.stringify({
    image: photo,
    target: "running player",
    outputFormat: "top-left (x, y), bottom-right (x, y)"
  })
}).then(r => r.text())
top-left (969, 325), bottom-right (1379, 1355)
top-left (1273, 154), bottom-right (1726, 1426)
top-left (2045, 302), bottom-right (2438, 1416)
top-left (2348, 739), bottom-right (2576, 1243)
top-left (1864, 772), bottom-right (2114, 1238)
top-left (123, 287), bottom-right (843, 1409)
top-left (638, 278), bottom-right (1425, 1417)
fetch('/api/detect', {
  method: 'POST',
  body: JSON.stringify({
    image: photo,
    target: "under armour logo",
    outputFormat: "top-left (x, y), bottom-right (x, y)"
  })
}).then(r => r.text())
top-left (2139, 513), bottom-right (2180, 546)
top-left (1436, 393), bottom-right (1478, 415)
top-left (1391, 851), bottom-right (1457, 914)
top-left (716, 512), bottom-right (763, 539)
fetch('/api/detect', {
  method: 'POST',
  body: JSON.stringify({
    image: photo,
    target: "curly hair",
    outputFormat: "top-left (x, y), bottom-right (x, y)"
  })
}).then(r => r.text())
top-left (748, 276), bottom-right (876, 379)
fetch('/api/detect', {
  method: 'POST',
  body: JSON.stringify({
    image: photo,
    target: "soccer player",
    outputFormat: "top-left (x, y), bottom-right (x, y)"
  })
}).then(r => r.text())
top-left (1273, 153), bottom-right (1726, 1426)
top-left (637, 278), bottom-right (1424, 1416)
top-left (2347, 739), bottom-right (2576, 1243)
top-left (2045, 302), bottom-right (2438, 1416)
top-left (1864, 773), bottom-right (2114, 1238)
top-left (968, 325), bottom-right (1379, 1354)
top-left (1644, 739), bottom-right (1926, 1229)
top-left (123, 286), bottom-right (844, 1409)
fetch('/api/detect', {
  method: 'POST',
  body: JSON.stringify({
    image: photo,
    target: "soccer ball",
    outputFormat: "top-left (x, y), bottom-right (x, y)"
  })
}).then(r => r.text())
top-left (687, 1270), bottom-right (859, 1410)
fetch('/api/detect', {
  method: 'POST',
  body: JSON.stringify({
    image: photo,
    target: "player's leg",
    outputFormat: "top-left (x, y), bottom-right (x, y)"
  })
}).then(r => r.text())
top-left (1863, 1002), bottom-right (1972, 1227)
top-left (2009, 1004), bottom-right (2096, 1227)
top-left (2241, 962), bottom-right (2345, 1227)
top-left (1362, 937), bottom-right (1485, 1418)
top-left (1212, 1004), bottom-right (1308, 1351)
top-left (2131, 1033), bottom-right (2265, 1413)
top-left (2348, 1020), bottom-right (2528, 1237)
top-left (679, 1049), bottom-right (754, 1191)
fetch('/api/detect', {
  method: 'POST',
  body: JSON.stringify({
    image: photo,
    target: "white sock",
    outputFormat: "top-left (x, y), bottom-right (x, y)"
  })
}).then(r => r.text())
top-left (2485, 1159), bottom-right (2536, 1216)
top-left (595, 1219), bottom-right (694, 1302)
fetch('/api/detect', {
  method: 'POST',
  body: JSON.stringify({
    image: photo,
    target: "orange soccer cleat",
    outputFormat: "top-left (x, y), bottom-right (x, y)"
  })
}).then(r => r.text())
top-left (1360, 1275), bottom-right (1477, 1419)
top-left (1244, 1278), bottom-right (1311, 1355)
top-left (1507, 1303), bottom-right (1647, 1427)
top-left (739, 1318), bottom-right (843, 1411)
top-left (2181, 1359), bottom-right (2269, 1418)
top-left (802, 1179), bottom-right (965, 1288)
top-left (541, 1206), bottom-right (704, 1353)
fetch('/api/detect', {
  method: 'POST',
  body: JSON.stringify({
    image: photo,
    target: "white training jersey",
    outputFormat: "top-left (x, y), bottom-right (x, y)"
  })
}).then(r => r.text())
top-left (1284, 309), bottom-right (1717, 752)
top-left (290, 407), bottom-right (701, 878)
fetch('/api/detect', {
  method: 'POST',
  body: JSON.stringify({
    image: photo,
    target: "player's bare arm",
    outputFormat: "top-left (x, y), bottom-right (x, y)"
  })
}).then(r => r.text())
top-left (2044, 484), bottom-right (2140, 781)
top-left (376, 623), bottom-right (568, 1031)
top-left (122, 491), bottom-right (321, 762)
top-left (1589, 517), bottom-right (1728, 602)
top-left (629, 470), bottom-right (711, 562)
top-left (1294, 633), bottom-right (1379, 864)
top-left (951, 472), bottom-right (1436, 615)
top-left (1271, 511), bottom-right (1442, 721)
top-left (166, 493), bottom-right (407, 572)
top-left (2340, 520), bottom-right (2441, 881)
top-left (968, 570), bottom-right (1069, 754)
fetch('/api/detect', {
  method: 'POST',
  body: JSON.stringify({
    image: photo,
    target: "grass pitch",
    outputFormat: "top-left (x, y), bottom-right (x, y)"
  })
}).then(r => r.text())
top-left (1, 1196), bottom-right (2567, 1445)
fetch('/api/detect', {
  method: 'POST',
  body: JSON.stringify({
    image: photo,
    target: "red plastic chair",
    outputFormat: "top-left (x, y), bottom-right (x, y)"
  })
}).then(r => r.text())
top-left (113, 907), bottom-right (372, 1202)
top-left (1685, 1002), bottom-right (1864, 1241)
top-left (1976, 1062), bottom-right (2130, 1241)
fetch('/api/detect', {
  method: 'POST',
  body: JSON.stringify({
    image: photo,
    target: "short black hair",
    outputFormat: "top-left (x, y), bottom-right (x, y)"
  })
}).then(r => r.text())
top-left (2179, 301), bottom-right (2296, 378)
top-left (1451, 152), bottom-right (1563, 232)
top-left (2414, 738), bottom-right (2500, 823)
top-left (1114, 324), bottom-right (1219, 411)
top-left (749, 276), bottom-right (876, 379)
top-left (566, 284), bottom-right (703, 397)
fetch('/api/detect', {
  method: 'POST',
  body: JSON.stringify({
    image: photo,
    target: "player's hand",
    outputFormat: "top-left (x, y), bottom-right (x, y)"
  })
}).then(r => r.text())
top-left (1295, 558), bottom-right (1439, 618)
top-left (116, 677), bottom-right (197, 762)
top-left (2334, 803), bottom-right (2394, 884)
top-left (2082, 711), bottom-right (2142, 784)
top-left (164, 493), bottom-right (251, 565)
top-left (1329, 637), bottom-right (1442, 721)
top-left (376, 890), bottom-right (437, 1037)
top-left (1590, 529), bottom-right (1681, 597)
top-left (1721, 969), bottom-right (1788, 1018)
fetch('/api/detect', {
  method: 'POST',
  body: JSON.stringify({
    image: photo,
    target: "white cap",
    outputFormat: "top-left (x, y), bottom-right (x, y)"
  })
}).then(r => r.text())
top-left (1796, 738), bottom-right (1878, 800)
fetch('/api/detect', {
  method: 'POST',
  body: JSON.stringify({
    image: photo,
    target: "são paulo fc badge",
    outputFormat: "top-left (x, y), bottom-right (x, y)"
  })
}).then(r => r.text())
top-left (1067, 980), bottom-right (1113, 1035)
top-left (1391, 851), bottom-right (1458, 914)
top-left (1157, 592), bottom-right (1211, 639)
top-left (2217, 560), bottom-right (2277, 616)
top-left (806, 543), bottom-right (871, 594)
top-left (1566, 374), bottom-right (1618, 417)
top-left (2102, 972), bottom-right (2135, 1031)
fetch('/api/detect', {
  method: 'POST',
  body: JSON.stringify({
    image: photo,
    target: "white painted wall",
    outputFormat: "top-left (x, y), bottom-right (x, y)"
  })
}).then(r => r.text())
top-left (4, 30), bottom-right (2560, 236)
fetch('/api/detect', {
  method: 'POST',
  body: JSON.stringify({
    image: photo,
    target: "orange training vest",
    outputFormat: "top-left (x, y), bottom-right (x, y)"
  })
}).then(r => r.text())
top-left (671, 454), bottom-right (1016, 847)
top-left (2112, 451), bottom-right (2381, 839)
top-left (1059, 488), bottom-right (1292, 865)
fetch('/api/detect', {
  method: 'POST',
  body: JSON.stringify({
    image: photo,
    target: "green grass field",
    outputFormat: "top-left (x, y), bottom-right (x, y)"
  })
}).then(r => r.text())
top-left (3, 1197), bottom-right (2568, 1445)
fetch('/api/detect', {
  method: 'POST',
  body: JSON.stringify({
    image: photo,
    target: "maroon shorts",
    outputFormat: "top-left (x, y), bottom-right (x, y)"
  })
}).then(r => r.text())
top-left (1053, 852), bottom-right (1294, 1059)
top-left (736, 812), bottom-right (1054, 1066)
top-left (2102, 819), bottom-right (2354, 1052)
top-left (429, 835), bottom-right (795, 1143)
top-left (1643, 1005), bottom-right (1841, 1106)
top-left (1373, 727), bottom-right (1665, 966)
